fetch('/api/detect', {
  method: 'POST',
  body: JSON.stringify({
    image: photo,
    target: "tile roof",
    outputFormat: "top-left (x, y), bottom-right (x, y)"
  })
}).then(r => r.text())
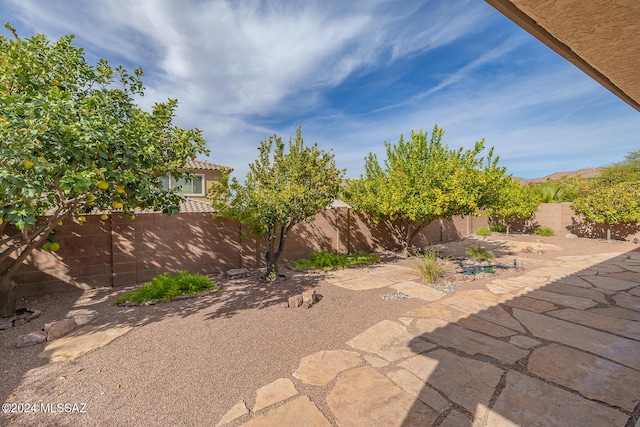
top-left (185, 159), bottom-right (233, 172)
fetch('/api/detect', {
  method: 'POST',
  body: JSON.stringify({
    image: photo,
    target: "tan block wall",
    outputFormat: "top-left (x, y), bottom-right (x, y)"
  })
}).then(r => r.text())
top-left (523, 202), bottom-right (640, 241)
top-left (1, 209), bottom-right (492, 298)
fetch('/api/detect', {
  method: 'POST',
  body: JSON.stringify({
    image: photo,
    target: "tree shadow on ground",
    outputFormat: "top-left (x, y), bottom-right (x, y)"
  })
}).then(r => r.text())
top-left (396, 246), bottom-right (640, 426)
top-left (567, 217), bottom-right (640, 241)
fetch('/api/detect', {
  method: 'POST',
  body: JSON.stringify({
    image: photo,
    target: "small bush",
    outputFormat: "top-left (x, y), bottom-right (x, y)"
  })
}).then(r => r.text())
top-left (113, 271), bottom-right (218, 305)
top-left (489, 224), bottom-right (507, 233)
top-left (466, 245), bottom-right (495, 262)
top-left (416, 250), bottom-right (446, 282)
top-left (476, 226), bottom-right (491, 236)
top-left (293, 251), bottom-right (380, 270)
top-left (532, 226), bottom-right (555, 236)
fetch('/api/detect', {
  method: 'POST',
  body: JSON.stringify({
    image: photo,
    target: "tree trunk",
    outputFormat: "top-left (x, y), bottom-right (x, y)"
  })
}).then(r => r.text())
top-left (263, 223), bottom-right (293, 281)
top-left (0, 273), bottom-right (17, 318)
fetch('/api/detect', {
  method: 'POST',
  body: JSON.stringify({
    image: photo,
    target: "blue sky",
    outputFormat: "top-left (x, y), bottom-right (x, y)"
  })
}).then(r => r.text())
top-left (2, 0), bottom-right (638, 180)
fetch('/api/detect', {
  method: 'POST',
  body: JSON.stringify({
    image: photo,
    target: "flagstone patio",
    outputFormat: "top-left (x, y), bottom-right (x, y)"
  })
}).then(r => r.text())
top-left (218, 242), bottom-right (640, 426)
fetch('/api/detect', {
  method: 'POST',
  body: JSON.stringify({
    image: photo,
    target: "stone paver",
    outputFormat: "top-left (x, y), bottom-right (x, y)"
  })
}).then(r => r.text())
top-left (458, 314), bottom-right (518, 337)
top-left (474, 305), bottom-right (526, 333)
top-left (501, 295), bottom-right (556, 313)
top-left (527, 289), bottom-right (598, 309)
top-left (293, 350), bottom-right (361, 386)
top-left (390, 281), bottom-right (445, 301)
top-left (363, 354), bottom-right (388, 368)
top-left (582, 275), bottom-right (637, 291)
top-left (367, 265), bottom-right (421, 282)
top-left (217, 401), bottom-right (249, 426)
top-left (439, 289), bottom-right (503, 314)
top-left (347, 320), bottom-right (435, 362)
top-left (439, 410), bottom-right (471, 427)
top-left (489, 370), bottom-right (628, 427)
top-left (542, 282), bottom-right (608, 303)
top-left (39, 324), bottom-right (133, 362)
top-left (252, 378), bottom-right (298, 412)
top-left (404, 302), bottom-right (468, 320)
top-left (614, 292), bottom-right (640, 312)
top-left (326, 366), bottom-right (438, 427)
top-left (554, 274), bottom-right (595, 288)
top-left (548, 308), bottom-right (640, 340)
top-left (329, 276), bottom-right (394, 290)
top-left (513, 308), bottom-right (640, 370)
top-left (417, 322), bottom-right (528, 364)
top-left (509, 335), bottom-right (541, 348)
top-left (240, 396), bottom-right (330, 427)
top-left (590, 306), bottom-right (640, 321)
top-left (386, 368), bottom-right (450, 413)
top-left (630, 286), bottom-right (640, 297)
top-left (400, 349), bottom-right (503, 414)
top-left (528, 343), bottom-right (640, 411)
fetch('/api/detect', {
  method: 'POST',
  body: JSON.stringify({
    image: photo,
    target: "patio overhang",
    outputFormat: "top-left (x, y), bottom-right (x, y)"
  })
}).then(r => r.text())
top-left (485, 0), bottom-right (640, 112)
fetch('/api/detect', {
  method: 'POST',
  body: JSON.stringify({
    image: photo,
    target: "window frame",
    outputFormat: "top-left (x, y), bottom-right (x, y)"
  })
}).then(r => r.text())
top-left (162, 174), bottom-right (205, 197)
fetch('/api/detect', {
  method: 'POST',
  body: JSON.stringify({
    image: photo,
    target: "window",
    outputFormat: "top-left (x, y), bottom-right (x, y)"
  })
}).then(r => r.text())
top-left (161, 174), bottom-right (204, 196)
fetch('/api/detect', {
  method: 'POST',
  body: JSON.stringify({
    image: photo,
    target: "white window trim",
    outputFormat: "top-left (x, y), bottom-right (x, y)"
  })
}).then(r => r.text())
top-left (164, 174), bottom-right (205, 197)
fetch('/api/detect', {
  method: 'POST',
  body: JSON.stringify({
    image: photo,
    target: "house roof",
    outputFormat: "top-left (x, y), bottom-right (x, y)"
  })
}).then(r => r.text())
top-left (185, 159), bottom-right (233, 172)
top-left (485, 0), bottom-right (640, 112)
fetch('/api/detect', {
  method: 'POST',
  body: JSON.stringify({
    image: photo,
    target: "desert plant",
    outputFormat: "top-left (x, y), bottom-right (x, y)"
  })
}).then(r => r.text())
top-left (532, 226), bottom-right (555, 236)
top-left (113, 271), bottom-right (218, 305)
top-left (489, 224), bottom-right (507, 233)
top-left (293, 251), bottom-right (380, 270)
top-left (476, 226), bottom-right (492, 236)
top-left (466, 245), bottom-right (495, 262)
top-left (416, 250), bottom-right (446, 282)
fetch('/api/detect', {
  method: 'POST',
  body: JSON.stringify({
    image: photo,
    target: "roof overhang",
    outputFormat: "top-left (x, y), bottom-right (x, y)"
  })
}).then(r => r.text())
top-left (485, 0), bottom-right (640, 112)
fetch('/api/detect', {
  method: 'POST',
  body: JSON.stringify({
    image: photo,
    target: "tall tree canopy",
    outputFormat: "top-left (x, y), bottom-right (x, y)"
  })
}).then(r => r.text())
top-left (211, 127), bottom-right (344, 280)
top-left (0, 25), bottom-right (207, 317)
top-left (344, 126), bottom-right (507, 253)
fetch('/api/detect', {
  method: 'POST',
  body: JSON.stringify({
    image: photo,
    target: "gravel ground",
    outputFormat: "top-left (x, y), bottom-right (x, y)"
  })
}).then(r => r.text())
top-left (1, 233), bottom-right (637, 426)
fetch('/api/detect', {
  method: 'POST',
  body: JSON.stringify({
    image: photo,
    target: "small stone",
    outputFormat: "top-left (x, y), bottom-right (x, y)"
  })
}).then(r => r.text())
top-left (45, 318), bottom-right (77, 341)
top-left (12, 318), bottom-right (27, 327)
top-left (279, 302), bottom-right (289, 308)
top-left (25, 309), bottom-right (42, 321)
top-left (226, 268), bottom-right (249, 279)
top-left (0, 321), bottom-right (11, 330)
top-left (302, 302), bottom-right (312, 309)
top-left (17, 331), bottom-right (47, 348)
top-left (565, 233), bottom-right (578, 238)
top-left (522, 246), bottom-right (534, 253)
top-left (302, 290), bottom-right (318, 304)
top-left (288, 295), bottom-right (303, 308)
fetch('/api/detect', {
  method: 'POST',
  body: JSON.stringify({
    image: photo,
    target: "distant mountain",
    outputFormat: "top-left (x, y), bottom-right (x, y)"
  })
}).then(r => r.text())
top-left (518, 167), bottom-right (602, 185)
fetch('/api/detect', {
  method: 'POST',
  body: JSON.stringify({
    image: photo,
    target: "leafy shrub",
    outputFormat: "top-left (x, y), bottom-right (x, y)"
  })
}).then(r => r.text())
top-left (532, 226), bottom-right (555, 236)
top-left (113, 271), bottom-right (218, 305)
top-left (416, 250), bottom-right (446, 282)
top-left (466, 245), bottom-right (495, 262)
top-left (476, 226), bottom-right (491, 236)
top-left (489, 224), bottom-right (507, 233)
top-left (293, 251), bottom-right (380, 270)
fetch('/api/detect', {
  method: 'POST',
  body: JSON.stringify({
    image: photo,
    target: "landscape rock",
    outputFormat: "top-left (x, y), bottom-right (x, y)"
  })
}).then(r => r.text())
top-left (25, 309), bottom-right (42, 321)
top-left (302, 290), bottom-right (318, 304)
top-left (226, 268), bottom-right (249, 279)
top-left (45, 318), bottom-right (77, 341)
top-left (13, 318), bottom-right (27, 327)
top-left (0, 321), bottom-right (11, 330)
top-left (302, 302), bottom-right (312, 309)
top-left (288, 295), bottom-right (303, 308)
top-left (279, 302), bottom-right (289, 308)
top-left (565, 233), bottom-right (578, 238)
top-left (522, 246), bottom-right (534, 253)
top-left (16, 331), bottom-right (47, 348)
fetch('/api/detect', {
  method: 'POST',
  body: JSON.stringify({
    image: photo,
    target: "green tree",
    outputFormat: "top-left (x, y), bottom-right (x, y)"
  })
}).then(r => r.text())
top-left (571, 152), bottom-right (640, 242)
top-left (488, 179), bottom-right (542, 235)
top-left (0, 26), bottom-right (207, 317)
top-left (600, 150), bottom-right (640, 184)
top-left (344, 125), bottom-right (507, 254)
top-left (211, 128), bottom-right (344, 280)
